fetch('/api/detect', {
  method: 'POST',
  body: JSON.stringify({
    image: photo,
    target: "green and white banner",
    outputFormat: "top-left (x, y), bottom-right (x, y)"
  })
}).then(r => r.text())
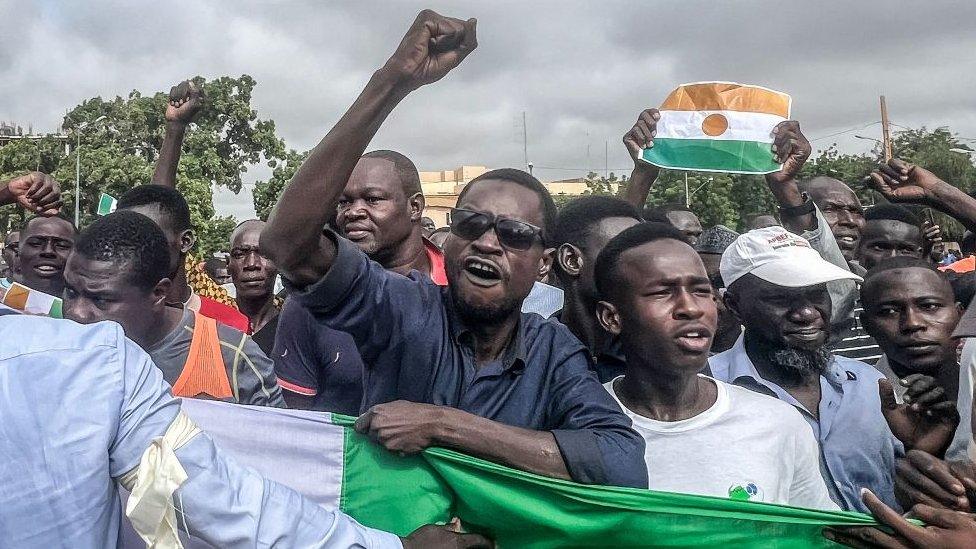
top-left (97, 193), bottom-right (118, 216)
top-left (129, 399), bottom-right (878, 548)
top-left (642, 82), bottom-right (791, 174)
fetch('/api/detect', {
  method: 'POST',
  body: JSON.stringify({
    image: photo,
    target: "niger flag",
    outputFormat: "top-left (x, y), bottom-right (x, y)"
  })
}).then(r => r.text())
top-left (642, 82), bottom-right (791, 174)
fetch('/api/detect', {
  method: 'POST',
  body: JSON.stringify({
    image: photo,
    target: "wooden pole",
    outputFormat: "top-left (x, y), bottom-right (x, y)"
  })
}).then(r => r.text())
top-left (880, 95), bottom-right (892, 161)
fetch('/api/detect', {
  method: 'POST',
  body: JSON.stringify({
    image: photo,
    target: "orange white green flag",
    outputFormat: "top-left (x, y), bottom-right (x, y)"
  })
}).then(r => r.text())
top-left (641, 82), bottom-right (791, 174)
top-left (0, 282), bottom-right (63, 318)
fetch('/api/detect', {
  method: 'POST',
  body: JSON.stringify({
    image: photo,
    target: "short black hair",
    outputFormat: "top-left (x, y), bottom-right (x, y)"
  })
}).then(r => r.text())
top-left (862, 256), bottom-right (947, 300)
top-left (74, 210), bottom-right (171, 291)
top-left (117, 184), bottom-right (192, 232)
top-left (204, 256), bottom-right (227, 276)
top-left (864, 203), bottom-right (921, 226)
top-left (362, 150), bottom-right (421, 196)
top-left (21, 214), bottom-right (77, 235)
top-left (552, 196), bottom-right (641, 249)
top-left (594, 222), bottom-right (689, 301)
top-left (458, 168), bottom-right (558, 238)
top-left (963, 231), bottom-right (976, 256)
top-left (643, 203), bottom-right (694, 224)
top-left (946, 270), bottom-right (976, 308)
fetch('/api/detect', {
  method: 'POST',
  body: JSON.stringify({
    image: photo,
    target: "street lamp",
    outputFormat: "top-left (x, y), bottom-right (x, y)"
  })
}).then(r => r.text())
top-left (73, 116), bottom-right (107, 227)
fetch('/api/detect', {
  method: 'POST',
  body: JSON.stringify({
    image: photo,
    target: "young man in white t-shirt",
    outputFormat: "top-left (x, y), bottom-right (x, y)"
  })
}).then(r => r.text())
top-left (592, 222), bottom-right (838, 510)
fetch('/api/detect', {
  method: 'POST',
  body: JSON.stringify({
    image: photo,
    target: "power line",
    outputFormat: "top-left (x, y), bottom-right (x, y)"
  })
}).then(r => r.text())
top-left (809, 121), bottom-right (882, 142)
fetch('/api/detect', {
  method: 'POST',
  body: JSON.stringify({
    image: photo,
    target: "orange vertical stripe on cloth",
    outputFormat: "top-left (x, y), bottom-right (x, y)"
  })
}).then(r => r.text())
top-left (660, 83), bottom-right (790, 117)
top-left (172, 311), bottom-right (233, 400)
top-left (2, 284), bottom-right (29, 310)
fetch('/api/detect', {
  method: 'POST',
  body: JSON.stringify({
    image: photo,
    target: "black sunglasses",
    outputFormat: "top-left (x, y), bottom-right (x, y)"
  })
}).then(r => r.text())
top-left (449, 208), bottom-right (544, 250)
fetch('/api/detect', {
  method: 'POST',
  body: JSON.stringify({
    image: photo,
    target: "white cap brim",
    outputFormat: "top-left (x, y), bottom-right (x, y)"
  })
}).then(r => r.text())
top-left (750, 258), bottom-right (863, 287)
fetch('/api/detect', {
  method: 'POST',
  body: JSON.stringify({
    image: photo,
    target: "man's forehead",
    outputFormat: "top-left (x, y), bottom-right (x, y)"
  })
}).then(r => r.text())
top-left (347, 157), bottom-right (401, 193)
top-left (589, 216), bottom-right (640, 247)
top-left (231, 222), bottom-right (264, 247)
top-left (862, 219), bottom-right (922, 241)
top-left (620, 239), bottom-right (705, 279)
top-left (67, 254), bottom-right (127, 285)
top-left (24, 218), bottom-right (74, 239)
top-left (806, 179), bottom-right (859, 205)
top-left (123, 204), bottom-right (168, 228)
top-left (865, 268), bottom-right (950, 301)
top-left (457, 179), bottom-right (544, 226)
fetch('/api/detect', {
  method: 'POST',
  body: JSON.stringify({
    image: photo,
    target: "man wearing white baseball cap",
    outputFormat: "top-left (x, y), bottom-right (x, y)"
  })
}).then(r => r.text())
top-left (708, 226), bottom-right (903, 513)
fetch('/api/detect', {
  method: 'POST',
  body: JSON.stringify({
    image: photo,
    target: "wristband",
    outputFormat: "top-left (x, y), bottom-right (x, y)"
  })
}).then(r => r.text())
top-left (778, 194), bottom-right (815, 218)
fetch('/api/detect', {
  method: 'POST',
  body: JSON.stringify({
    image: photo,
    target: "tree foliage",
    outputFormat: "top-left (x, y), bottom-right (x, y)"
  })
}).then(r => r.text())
top-left (253, 149), bottom-right (309, 221)
top-left (0, 75), bottom-right (286, 258)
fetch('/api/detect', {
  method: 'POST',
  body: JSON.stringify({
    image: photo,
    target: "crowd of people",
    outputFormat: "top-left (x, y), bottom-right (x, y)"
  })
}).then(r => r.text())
top-left (3, 9), bottom-right (976, 548)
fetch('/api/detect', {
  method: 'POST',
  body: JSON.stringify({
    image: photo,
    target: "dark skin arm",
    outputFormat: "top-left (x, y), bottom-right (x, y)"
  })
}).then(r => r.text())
top-left (0, 172), bottom-right (63, 215)
top-left (151, 80), bottom-right (205, 188)
top-left (355, 401), bottom-right (572, 481)
top-left (764, 120), bottom-right (815, 233)
top-left (881, 377), bottom-right (959, 456)
top-left (867, 158), bottom-right (976, 234)
top-left (260, 10), bottom-right (477, 287)
top-left (621, 108), bottom-right (661, 210)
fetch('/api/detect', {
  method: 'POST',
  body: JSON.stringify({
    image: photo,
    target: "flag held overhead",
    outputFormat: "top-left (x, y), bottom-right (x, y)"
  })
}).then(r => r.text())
top-left (642, 82), bottom-right (792, 174)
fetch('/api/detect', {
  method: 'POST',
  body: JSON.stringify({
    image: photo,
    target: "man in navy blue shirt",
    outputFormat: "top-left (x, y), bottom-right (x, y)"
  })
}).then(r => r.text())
top-left (261, 10), bottom-right (645, 488)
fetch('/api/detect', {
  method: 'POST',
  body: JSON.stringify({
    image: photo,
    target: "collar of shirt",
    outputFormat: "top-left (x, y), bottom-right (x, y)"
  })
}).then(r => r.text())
top-left (712, 334), bottom-right (855, 415)
top-left (445, 293), bottom-right (527, 374)
top-left (423, 237), bottom-right (448, 286)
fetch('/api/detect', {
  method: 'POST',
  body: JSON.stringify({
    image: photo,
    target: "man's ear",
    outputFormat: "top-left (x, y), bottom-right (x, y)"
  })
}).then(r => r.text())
top-left (408, 192), bottom-right (425, 222)
top-left (596, 300), bottom-right (622, 336)
top-left (152, 278), bottom-right (172, 307)
top-left (556, 243), bottom-right (584, 279)
top-left (536, 247), bottom-right (554, 283)
top-left (723, 290), bottom-right (745, 324)
top-left (180, 229), bottom-right (195, 255)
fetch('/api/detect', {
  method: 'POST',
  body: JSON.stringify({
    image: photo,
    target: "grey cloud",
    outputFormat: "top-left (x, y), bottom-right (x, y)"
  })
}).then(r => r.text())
top-left (2, 0), bottom-right (974, 219)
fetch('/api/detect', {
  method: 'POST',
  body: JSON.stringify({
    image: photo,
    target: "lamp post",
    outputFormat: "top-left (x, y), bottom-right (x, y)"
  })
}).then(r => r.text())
top-left (73, 116), bottom-right (106, 227)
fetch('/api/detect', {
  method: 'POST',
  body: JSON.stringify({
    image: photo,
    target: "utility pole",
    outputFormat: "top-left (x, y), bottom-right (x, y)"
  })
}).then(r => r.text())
top-left (684, 173), bottom-right (690, 207)
top-left (880, 95), bottom-right (892, 161)
top-left (605, 139), bottom-right (609, 179)
top-left (522, 111), bottom-right (529, 172)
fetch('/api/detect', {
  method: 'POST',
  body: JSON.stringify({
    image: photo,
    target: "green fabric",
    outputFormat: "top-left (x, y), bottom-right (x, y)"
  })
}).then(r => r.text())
top-left (643, 137), bottom-right (780, 174)
top-left (331, 414), bottom-right (877, 547)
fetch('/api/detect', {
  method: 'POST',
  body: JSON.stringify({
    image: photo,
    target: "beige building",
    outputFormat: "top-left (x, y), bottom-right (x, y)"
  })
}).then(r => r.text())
top-left (420, 166), bottom-right (600, 228)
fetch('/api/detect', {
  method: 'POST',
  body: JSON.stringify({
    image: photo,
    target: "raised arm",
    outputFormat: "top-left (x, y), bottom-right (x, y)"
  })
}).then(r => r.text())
top-left (151, 80), bottom-right (205, 188)
top-left (261, 10), bottom-right (477, 287)
top-left (868, 158), bottom-right (976, 234)
top-left (0, 172), bottom-right (63, 215)
top-left (764, 120), bottom-right (815, 233)
top-left (621, 108), bottom-right (661, 210)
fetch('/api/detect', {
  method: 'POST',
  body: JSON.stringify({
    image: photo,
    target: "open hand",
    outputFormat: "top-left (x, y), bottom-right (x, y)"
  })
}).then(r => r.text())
top-left (895, 450), bottom-right (976, 511)
top-left (866, 159), bottom-right (948, 206)
top-left (5, 172), bottom-right (63, 216)
top-left (623, 108), bottom-right (662, 170)
top-left (354, 400), bottom-right (450, 455)
top-left (823, 488), bottom-right (976, 548)
top-left (767, 120), bottom-right (811, 185)
top-left (165, 80), bottom-right (205, 124)
top-left (384, 10), bottom-right (477, 91)
top-left (880, 378), bottom-right (958, 456)
top-left (401, 524), bottom-right (493, 549)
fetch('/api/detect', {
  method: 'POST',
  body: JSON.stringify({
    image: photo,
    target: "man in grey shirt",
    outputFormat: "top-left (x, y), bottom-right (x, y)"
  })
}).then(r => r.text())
top-left (62, 210), bottom-right (284, 407)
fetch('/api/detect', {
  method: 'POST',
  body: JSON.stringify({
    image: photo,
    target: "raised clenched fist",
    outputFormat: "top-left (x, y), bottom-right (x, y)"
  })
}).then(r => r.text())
top-left (383, 10), bottom-right (478, 91)
top-left (165, 80), bottom-right (205, 124)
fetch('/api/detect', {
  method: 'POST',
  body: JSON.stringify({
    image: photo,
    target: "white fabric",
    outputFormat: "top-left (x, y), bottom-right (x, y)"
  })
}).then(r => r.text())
top-left (947, 338), bottom-right (976, 462)
top-left (121, 412), bottom-right (202, 549)
top-left (655, 110), bottom-right (784, 142)
top-left (604, 375), bottom-right (839, 510)
top-left (721, 226), bottom-right (863, 288)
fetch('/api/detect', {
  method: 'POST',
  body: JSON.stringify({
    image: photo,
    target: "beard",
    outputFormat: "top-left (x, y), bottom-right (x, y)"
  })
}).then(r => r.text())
top-left (765, 346), bottom-right (832, 377)
top-left (449, 282), bottom-right (521, 325)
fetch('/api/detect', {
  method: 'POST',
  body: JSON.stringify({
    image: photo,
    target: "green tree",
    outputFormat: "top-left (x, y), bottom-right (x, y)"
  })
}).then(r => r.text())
top-left (0, 136), bottom-right (69, 232)
top-left (253, 149), bottom-right (309, 221)
top-left (0, 75), bottom-right (286, 258)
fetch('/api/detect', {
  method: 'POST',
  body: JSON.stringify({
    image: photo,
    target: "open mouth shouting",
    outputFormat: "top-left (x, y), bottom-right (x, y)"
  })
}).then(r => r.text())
top-left (674, 325), bottom-right (712, 354)
top-left (463, 257), bottom-right (503, 287)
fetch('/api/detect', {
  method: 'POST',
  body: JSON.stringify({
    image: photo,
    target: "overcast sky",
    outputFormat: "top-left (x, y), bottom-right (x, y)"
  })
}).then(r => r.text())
top-left (3, 1), bottom-right (975, 219)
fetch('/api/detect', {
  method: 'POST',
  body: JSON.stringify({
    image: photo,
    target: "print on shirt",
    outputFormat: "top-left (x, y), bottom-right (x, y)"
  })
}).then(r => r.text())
top-left (728, 482), bottom-right (764, 502)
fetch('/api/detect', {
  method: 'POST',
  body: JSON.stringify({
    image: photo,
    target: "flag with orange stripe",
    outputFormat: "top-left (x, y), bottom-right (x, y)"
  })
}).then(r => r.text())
top-left (642, 82), bottom-right (791, 174)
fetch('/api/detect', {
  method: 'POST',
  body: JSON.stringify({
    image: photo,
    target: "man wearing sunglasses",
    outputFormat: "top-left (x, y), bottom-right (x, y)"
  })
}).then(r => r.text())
top-left (262, 10), bottom-right (646, 488)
